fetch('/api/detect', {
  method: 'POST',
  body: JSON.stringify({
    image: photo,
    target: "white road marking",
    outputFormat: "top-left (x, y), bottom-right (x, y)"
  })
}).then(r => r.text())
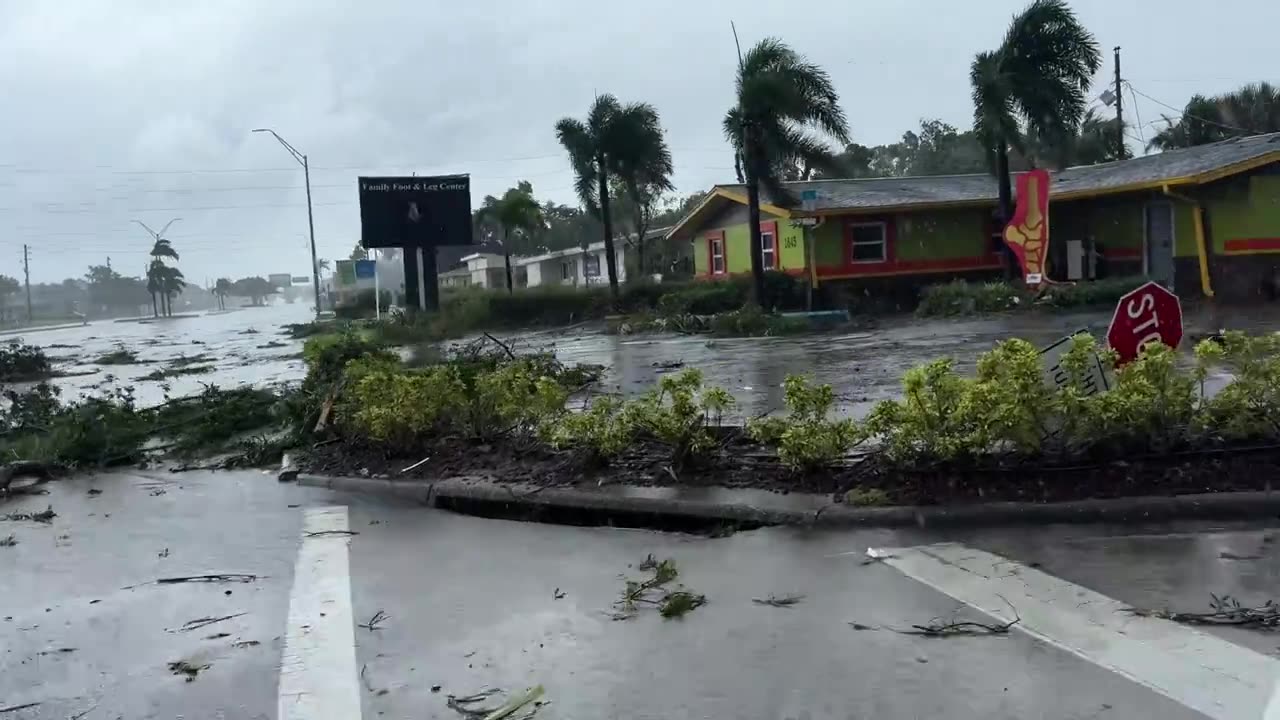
top-left (278, 506), bottom-right (361, 720)
top-left (871, 542), bottom-right (1280, 720)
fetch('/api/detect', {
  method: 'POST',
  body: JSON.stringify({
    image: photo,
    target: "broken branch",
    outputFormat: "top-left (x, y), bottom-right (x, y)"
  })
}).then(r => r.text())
top-left (177, 612), bottom-right (246, 633)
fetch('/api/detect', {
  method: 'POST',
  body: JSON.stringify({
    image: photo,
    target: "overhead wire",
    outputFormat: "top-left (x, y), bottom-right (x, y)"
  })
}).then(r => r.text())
top-left (1124, 81), bottom-right (1263, 136)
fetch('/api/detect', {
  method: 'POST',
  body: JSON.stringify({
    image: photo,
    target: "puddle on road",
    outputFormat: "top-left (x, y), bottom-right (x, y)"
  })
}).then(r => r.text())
top-left (14, 301), bottom-right (1276, 417)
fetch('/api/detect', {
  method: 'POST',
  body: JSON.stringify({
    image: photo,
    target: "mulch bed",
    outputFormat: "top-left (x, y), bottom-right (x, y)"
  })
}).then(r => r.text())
top-left (297, 433), bottom-right (1280, 506)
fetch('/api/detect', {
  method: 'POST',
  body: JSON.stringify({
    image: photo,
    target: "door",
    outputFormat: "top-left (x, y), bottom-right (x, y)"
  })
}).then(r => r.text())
top-left (1144, 201), bottom-right (1175, 288)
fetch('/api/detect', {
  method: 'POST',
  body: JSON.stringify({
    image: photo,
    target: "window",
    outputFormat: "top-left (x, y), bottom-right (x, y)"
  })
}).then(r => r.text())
top-left (584, 254), bottom-right (601, 277)
top-left (710, 236), bottom-right (725, 274)
top-left (850, 222), bottom-right (887, 262)
top-left (561, 260), bottom-right (574, 280)
top-left (761, 231), bottom-right (776, 269)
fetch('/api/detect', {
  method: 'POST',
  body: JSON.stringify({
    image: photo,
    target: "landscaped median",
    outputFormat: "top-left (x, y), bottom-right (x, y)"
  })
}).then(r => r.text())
top-left (284, 327), bottom-right (1280, 526)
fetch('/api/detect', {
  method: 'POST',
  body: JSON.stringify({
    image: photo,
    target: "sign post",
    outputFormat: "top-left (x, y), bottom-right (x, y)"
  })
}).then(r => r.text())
top-left (1106, 281), bottom-right (1183, 364)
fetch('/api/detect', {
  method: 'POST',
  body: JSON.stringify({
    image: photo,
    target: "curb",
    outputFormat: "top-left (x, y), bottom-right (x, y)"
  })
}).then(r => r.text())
top-left (295, 474), bottom-right (1280, 529)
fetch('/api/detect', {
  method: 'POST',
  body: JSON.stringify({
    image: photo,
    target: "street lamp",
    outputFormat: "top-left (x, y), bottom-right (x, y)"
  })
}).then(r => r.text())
top-left (252, 128), bottom-right (321, 317)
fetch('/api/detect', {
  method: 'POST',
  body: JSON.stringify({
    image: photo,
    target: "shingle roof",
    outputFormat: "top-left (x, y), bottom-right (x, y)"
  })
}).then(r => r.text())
top-left (730, 132), bottom-right (1280, 213)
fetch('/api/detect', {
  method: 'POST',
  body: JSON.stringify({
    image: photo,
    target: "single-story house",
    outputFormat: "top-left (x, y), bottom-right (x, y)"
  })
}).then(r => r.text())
top-left (518, 241), bottom-right (628, 288)
top-left (667, 132), bottom-right (1280, 302)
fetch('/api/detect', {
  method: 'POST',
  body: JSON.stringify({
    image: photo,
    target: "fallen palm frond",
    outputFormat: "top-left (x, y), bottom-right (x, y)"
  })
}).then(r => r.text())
top-left (752, 593), bottom-right (805, 608)
top-left (612, 555), bottom-right (706, 621)
top-left (1127, 593), bottom-right (1280, 629)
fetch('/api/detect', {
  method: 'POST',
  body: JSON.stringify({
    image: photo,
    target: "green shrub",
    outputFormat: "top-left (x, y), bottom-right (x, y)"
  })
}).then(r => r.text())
top-left (916, 280), bottom-right (1019, 317)
top-left (1194, 332), bottom-right (1280, 440)
top-left (1036, 277), bottom-right (1147, 309)
top-left (656, 281), bottom-right (748, 316)
top-left (708, 305), bottom-right (810, 337)
top-left (95, 344), bottom-right (139, 365)
top-left (624, 369), bottom-right (734, 469)
top-left (542, 395), bottom-right (636, 464)
top-left (302, 330), bottom-right (394, 386)
top-left (749, 375), bottom-right (864, 471)
top-left (348, 366), bottom-right (465, 447)
top-left (0, 341), bottom-right (52, 382)
top-left (334, 289), bottom-right (393, 320)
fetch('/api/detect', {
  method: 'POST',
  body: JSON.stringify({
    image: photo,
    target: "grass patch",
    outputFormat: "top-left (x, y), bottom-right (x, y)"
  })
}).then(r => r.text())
top-left (917, 280), bottom-right (1020, 317)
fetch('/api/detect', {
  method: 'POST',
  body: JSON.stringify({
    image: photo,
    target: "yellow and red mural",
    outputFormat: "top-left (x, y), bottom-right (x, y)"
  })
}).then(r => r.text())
top-left (1003, 168), bottom-right (1050, 286)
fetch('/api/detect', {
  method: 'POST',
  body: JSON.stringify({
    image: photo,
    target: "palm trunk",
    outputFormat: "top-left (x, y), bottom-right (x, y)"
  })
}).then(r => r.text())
top-left (744, 135), bottom-right (767, 309)
top-left (597, 154), bottom-right (620, 300)
top-left (996, 142), bottom-right (1016, 280)
top-left (503, 246), bottom-right (514, 295)
top-left (151, 293), bottom-right (158, 318)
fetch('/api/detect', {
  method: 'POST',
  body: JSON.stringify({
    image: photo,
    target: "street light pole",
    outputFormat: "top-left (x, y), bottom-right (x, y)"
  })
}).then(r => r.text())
top-left (253, 128), bottom-right (322, 317)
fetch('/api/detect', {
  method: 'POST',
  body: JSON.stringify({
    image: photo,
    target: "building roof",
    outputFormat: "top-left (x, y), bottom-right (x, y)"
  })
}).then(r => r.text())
top-left (513, 225), bottom-right (672, 266)
top-left (669, 132), bottom-right (1280, 237)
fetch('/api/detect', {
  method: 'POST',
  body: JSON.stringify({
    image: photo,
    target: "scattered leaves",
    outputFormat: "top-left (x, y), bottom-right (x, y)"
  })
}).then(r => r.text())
top-left (168, 659), bottom-right (210, 682)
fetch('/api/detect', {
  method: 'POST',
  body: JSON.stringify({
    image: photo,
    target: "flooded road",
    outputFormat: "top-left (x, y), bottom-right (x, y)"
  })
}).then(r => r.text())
top-left (16, 303), bottom-right (312, 407)
top-left (15, 300), bottom-right (1280, 418)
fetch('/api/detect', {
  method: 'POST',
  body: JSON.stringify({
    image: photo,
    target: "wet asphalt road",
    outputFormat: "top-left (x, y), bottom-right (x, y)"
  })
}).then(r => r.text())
top-left (4, 471), bottom-right (1280, 718)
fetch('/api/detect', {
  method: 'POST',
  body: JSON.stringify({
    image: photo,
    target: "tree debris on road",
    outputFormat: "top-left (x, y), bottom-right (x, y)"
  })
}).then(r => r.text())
top-left (752, 594), bottom-right (806, 608)
top-left (0, 702), bottom-right (40, 714)
top-left (176, 612), bottom-right (246, 633)
top-left (156, 573), bottom-right (259, 584)
top-left (0, 534), bottom-right (15, 547)
top-left (0, 505), bottom-right (55, 523)
top-left (1127, 593), bottom-right (1280, 629)
top-left (168, 659), bottom-right (210, 682)
top-left (612, 555), bottom-right (706, 621)
top-left (448, 686), bottom-right (547, 720)
top-left (893, 597), bottom-right (1021, 637)
top-left (358, 609), bottom-right (388, 631)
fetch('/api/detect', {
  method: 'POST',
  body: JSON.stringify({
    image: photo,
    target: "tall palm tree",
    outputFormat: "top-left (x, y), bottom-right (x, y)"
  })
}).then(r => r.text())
top-left (475, 182), bottom-right (544, 293)
top-left (214, 278), bottom-right (232, 311)
top-left (971, 0), bottom-right (1101, 246)
top-left (556, 95), bottom-right (669, 299)
top-left (161, 266), bottom-right (185, 316)
top-left (146, 260), bottom-right (164, 318)
top-left (1148, 83), bottom-right (1280, 151)
top-left (1031, 107), bottom-right (1126, 167)
top-left (1148, 94), bottom-right (1228, 151)
top-left (723, 38), bottom-right (851, 307)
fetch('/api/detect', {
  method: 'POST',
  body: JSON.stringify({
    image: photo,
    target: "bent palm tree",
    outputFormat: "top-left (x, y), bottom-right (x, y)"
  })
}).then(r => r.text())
top-left (971, 0), bottom-right (1100, 258)
top-left (1147, 94), bottom-right (1227, 151)
top-left (146, 260), bottom-right (164, 317)
top-left (475, 183), bottom-right (544, 293)
top-left (556, 95), bottom-right (669, 298)
top-left (214, 278), bottom-right (232, 311)
top-left (723, 38), bottom-right (851, 307)
top-left (1150, 82), bottom-right (1280, 151)
top-left (161, 266), bottom-right (185, 316)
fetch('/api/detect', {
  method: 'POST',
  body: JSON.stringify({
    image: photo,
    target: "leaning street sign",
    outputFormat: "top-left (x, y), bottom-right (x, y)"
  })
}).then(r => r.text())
top-left (1041, 331), bottom-right (1110, 396)
top-left (1106, 281), bottom-right (1183, 364)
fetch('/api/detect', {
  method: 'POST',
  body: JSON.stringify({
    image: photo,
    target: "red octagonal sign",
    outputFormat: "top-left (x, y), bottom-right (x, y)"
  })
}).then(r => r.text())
top-left (1106, 281), bottom-right (1183, 364)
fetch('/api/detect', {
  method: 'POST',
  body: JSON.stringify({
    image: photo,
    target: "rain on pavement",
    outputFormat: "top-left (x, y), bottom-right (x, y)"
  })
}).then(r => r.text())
top-left (5, 305), bottom-right (1280, 718)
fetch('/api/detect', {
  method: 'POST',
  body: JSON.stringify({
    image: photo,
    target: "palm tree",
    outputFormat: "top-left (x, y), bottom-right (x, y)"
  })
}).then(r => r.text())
top-left (970, 0), bottom-right (1101, 245)
top-left (475, 182), bottom-right (544, 293)
top-left (1148, 83), bottom-right (1280, 151)
top-left (214, 278), bottom-right (232, 311)
top-left (556, 95), bottom-right (668, 299)
top-left (161, 266), bottom-right (185, 316)
top-left (146, 260), bottom-right (164, 317)
top-left (1031, 107), bottom-right (1126, 167)
top-left (723, 38), bottom-right (851, 306)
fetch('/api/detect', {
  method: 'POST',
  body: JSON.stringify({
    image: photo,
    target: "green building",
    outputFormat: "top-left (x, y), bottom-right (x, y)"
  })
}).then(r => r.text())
top-left (668, 133), bottom-right (1280, 303)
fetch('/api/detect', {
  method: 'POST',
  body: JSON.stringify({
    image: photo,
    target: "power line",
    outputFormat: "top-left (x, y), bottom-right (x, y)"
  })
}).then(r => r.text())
top-left (1126, 84), bottom-right (1146, 148)
top-left (1125, 81), bottom-right (1263, 136)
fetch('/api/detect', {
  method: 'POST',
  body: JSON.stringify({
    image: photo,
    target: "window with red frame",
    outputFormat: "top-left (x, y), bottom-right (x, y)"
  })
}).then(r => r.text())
top-left (710, 236), bottom-right (725, 274)
top-left (849, 222), bottom-right (887, 262)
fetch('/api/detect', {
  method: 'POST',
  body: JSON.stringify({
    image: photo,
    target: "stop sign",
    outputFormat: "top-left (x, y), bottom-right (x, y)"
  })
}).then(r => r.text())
top-left (1106, 281), bottom-right (1183, 364)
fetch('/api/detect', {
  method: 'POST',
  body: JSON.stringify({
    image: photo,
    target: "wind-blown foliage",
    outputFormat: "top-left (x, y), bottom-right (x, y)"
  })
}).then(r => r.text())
top-left (475, 182), bottom-right (545, 293)
top-left (970, 0), bottom-right (1101, 229)
top-left (1148, 82), bottom-right (1280, 151)
top-left (723, 37), bottom-right (850, 306)
top-left (556, 95), bottom-right (671, 298)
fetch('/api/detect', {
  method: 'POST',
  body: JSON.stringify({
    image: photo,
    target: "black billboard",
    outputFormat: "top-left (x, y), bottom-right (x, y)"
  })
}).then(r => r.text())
top-left (358, 175), bottom-right (472, 249)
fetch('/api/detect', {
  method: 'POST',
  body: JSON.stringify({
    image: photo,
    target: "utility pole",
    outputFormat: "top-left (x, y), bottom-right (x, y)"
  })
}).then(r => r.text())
top-left (1113, 46), bottom-right (1124, 159)
top-left (106, 256), bottom-right (112, 271)
top-left (252, 128), bottom-right (321, 317)
top-left (22, 244), bottom-right (31, 323)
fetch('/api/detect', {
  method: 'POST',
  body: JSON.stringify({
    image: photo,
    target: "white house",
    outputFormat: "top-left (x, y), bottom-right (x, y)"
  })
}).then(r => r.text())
top-left (438, 252), bottom-right (509, 290)
top-left (517, 241), bottom-right (627, 288)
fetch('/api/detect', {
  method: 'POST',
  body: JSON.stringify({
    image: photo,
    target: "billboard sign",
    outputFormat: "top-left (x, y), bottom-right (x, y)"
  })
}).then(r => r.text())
top-left (335, 260), bottom-right (357, 287)
top-left (358, 175), bottom-right (472, 249)
top-left (268, 273), bottom-right (292, 288)
top-left (354, 260), bottom-right (376, 280)
top-left (291, 275), bottom-right (310, 285)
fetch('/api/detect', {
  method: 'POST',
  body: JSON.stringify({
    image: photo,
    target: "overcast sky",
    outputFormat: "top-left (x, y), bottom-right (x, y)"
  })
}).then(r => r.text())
top-left (3, 0), bottom-right (1275, 283)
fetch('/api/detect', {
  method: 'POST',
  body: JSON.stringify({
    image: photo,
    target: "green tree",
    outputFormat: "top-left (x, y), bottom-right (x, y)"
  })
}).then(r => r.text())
top-left (1148, 83), bottom-right (1280, 151)
top-left (474, 182), bottom-right (545, 293)
top-left (556, 94), bottom-right (668, 299)
top-left (723, 38), bottom-right (851, 306)
top-left (146, 260), bottom-right (164, 318)
top-left (230, 277), bottom-right (276, 306)
top-left (970, 0), bottom-right (1100, 266)
top-left (160, 266), bottom-right (186, 316)
top-left (0, 274), bottom-right (19, 319)
top-left (349, 243), bottom-right (367, 262)
top-left (1032, 107), bottom-right (1128, 167)
top-left (147, 238), bottom-right (181, 317)
top-left (214, 278), bottom-right (232, 311)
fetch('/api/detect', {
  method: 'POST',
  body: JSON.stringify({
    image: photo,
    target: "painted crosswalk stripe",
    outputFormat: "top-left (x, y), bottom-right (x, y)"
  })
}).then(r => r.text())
top-left (278, 506), bottom-right (361, 720)
top-left (870, 542), bottom-right (1280, 720)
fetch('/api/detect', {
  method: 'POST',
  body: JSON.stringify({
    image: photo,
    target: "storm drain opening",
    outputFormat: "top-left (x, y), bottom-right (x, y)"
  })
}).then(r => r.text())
top-left (430, 494), bottom-right (769, 535)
